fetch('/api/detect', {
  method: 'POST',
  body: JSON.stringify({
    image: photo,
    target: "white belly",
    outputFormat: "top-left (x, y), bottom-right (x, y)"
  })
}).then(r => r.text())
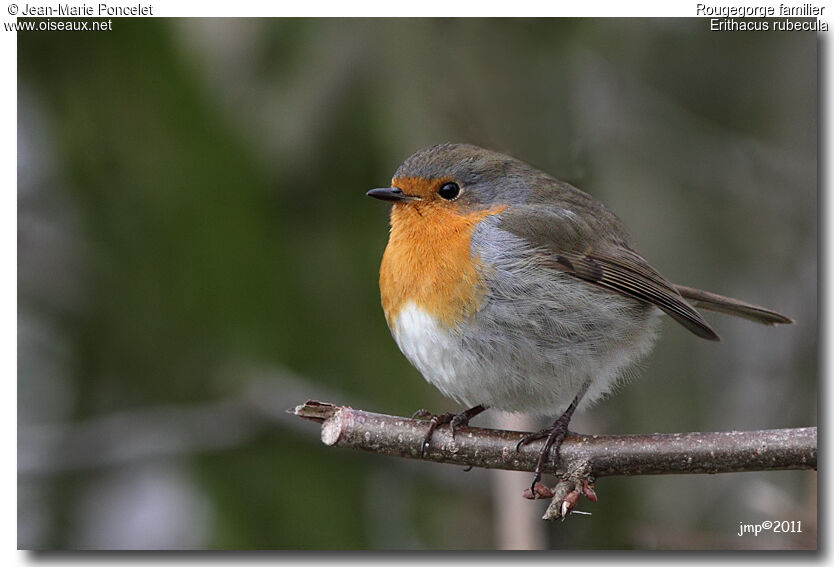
top-left (391, 303), bottom-right (477, 403)
top-left (391, 297), bottom-right (660, 416)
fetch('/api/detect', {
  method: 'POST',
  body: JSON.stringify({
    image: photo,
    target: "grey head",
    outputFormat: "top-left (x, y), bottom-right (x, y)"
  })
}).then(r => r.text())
top-left (371, 143), bottom-right (549, 209)
top-left (367, 143), bottom-right (630, 238)
top-left (394, 143), bottom-right (541, 205)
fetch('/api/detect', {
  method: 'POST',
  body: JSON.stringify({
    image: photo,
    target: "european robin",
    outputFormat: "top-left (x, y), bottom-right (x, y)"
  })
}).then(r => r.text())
top-left (367, 143), bottom-right (792, 491)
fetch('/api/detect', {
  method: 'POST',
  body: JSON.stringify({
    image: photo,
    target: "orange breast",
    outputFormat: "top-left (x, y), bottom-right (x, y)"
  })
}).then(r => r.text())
top-left (379, 199), bottom-right (506, 328)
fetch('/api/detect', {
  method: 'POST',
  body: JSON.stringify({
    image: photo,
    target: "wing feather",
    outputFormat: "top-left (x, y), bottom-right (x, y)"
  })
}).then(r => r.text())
top-left (498, 205), bottom-right (720, 341)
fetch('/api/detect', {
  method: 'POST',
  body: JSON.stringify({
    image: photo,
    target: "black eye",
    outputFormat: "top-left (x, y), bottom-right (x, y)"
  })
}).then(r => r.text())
top-left (437, 182), bottom-right (461, 200)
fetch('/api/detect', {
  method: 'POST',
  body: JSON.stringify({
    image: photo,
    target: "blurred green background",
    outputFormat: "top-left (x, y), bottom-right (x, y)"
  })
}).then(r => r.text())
top-left (18, 18), bottom-right (816, 550)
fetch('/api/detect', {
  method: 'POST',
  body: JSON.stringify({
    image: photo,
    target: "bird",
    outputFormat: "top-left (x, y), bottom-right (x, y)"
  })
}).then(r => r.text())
top-left (366, 143), bottom-right (792, 492)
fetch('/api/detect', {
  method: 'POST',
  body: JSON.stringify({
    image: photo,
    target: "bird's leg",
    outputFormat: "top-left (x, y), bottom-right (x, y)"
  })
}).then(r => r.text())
top-left (516, 377), bottom-right (592, 494)
top-left (412, 404), bottom-right (487, 458)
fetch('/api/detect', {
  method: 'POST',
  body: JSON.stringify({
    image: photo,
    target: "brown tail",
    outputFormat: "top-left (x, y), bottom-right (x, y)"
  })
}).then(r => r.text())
top-left (674, 285), bottom-right (794, 326)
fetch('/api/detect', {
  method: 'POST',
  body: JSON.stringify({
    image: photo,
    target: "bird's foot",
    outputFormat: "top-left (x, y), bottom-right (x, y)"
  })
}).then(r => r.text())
top-left (411, 409), bottom-right (456, 458)
top-left (515, 410), bottom-right (574, 494)
top-left (412, 405), bottom-right (486, 458)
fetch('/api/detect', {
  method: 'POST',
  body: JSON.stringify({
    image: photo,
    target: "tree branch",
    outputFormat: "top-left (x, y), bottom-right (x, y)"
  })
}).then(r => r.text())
top-left (293, 401), bottom-right (817, 477)
top-left (294, 401), bottom-right (816, 520)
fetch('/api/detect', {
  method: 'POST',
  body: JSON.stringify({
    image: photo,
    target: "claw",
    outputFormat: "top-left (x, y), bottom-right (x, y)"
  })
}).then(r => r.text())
top-left (515, 428), bottom-right (550, 452)
top-left (522, 423), bottom-right (570, 495)
top-left (419, 413), bottom-right (451, 458)
top-left (411, 405), bottom-right (487, 459)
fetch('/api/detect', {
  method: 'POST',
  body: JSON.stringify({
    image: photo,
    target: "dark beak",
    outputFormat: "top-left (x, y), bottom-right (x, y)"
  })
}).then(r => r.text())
top-left (366, 187), bottom-right (421, 202)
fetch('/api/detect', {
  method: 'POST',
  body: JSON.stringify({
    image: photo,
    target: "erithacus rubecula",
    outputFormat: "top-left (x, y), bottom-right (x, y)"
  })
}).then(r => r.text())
top-left (367, 143), bottom-right (792, 491)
